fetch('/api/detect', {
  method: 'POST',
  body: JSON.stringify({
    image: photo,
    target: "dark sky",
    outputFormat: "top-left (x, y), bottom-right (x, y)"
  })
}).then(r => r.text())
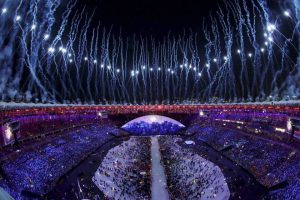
top-left (76, 0), bottom-right (220, 38)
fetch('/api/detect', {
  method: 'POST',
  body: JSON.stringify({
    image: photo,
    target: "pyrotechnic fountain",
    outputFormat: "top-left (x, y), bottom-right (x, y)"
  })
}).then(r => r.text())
top-left (0, 0), bottom-right (299, 104)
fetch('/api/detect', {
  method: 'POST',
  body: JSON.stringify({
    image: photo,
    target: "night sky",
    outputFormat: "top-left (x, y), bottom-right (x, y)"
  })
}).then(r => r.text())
top-left (1, 0), bottom-right (297, 104)
top-left (75, 0), bottom-right (221, 38)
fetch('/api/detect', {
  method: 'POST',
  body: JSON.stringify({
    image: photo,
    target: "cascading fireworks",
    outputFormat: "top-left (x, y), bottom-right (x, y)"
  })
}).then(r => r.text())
top-left (0, 0), bottom-right (299, 104)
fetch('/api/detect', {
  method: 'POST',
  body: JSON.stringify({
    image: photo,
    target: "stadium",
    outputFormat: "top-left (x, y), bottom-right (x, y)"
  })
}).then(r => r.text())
top-left (0, 0), bottom-right (300, 199)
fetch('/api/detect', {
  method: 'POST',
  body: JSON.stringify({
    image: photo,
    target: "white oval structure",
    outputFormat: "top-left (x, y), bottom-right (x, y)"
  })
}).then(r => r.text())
top-left (184, 140), bottom-right (195, 145)
top-left (122, 115), bottom-right (185, 128)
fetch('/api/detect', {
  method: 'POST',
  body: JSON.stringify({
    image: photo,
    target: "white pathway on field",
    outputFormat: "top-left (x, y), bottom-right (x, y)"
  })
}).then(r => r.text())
top-left (150, 136), bottom-right (170, 200)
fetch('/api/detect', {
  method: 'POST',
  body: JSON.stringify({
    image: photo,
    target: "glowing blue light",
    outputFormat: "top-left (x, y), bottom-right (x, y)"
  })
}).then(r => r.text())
top-left (237, 49), bottom-right (241, 54)
top-left (142, 66), bottom-right (146, 70)
top-left (158, 68), bottom-right (161, 71)
top-left (107, 65), bottom-right (111, 70)
top-left (1, 8), bottom-right (7, 14)
top-left (248, 53), bottom-right (252, 58)
top-left (101, 64), bottom-right (104, 68)
top-left (93, 60), bottom-right (97, 64)
top-left (15, 15), bottom-right (21, 21)
top-left (284, 11), bottom-right (290, 17)
top-left (59, 47), bottom-right (67, 53)
top-left (268, 37), bottom-right (273, 42)
top-left (267, 23), bottom-right (276, 32)
top-left (116, 69), bottom-right (120, 73)
top-left (261, 48), bottom-right (265, 53)
top-left (180, 65), bottom-right (183, 68)
top-left (205, 63), bottom-right (210, 68)
top-left (213, 58), bottom-right (217, 62)
top-left (150, 68), bottom-right (153, 71)
top-left (69, 59), bottom-right (73, 63)
top-left (31, 24), bottom-right (37, 30)
top-left (48, 47), bottom-right (55, 54)
top-left (198, 73), bottom-right (202, 77)
top-left (44, 34), bottom-right (50, 40)
top-left (84, 57), bottom-right (88, 61)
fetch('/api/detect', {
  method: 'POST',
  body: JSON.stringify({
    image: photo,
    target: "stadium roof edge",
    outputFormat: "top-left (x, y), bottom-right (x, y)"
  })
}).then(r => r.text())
top-left (0, 100), bottom-right (300, 109)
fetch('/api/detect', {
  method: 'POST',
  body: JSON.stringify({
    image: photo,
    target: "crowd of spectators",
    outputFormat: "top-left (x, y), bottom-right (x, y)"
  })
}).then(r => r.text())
top-left (93, 137), bottom-right (151, 199)
top-left (189, 112), bottom-right (297, 143)
top-left (123, 121), bottom-right (184, 135)
top-left (188, 124), bottom-right (300, 199)
top-left (0, 124), bottom-right (122, 199)
top-left (159, 136), bottom-right (230, 200)
top-left (14, 114), bottom-right (108, 138)
top-left (268, 180), bottom-right (300, 199)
